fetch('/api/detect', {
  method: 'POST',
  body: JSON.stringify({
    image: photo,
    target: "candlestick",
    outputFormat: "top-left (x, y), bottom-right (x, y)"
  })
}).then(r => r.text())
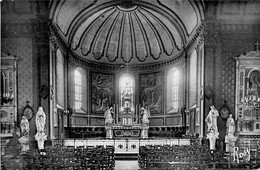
top-left (117, 104), bottom-right (119, 124)
top-left (135, 104), bottom-right (137, 124)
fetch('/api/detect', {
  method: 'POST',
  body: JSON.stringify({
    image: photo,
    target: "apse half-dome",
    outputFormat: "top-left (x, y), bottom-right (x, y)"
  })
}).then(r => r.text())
top-left (51, 0), bottom-right (203, 66)
top-left (71, 5), bottom-right (183, 65)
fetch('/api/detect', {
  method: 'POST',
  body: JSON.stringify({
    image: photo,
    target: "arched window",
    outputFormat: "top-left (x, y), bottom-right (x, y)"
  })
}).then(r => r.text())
top-left (167, 68), bottom-right (179, 113)
top-left (119, 74), bottom-right (134, 111)
top-left (75, 69), bottom-right (82, 110)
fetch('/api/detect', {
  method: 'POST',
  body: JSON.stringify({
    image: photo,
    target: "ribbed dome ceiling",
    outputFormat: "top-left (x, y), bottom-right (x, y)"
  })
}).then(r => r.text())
top-left (51, 0), bottom-right (202, 65)
top-left (71, 5), bottom-right (182, 64)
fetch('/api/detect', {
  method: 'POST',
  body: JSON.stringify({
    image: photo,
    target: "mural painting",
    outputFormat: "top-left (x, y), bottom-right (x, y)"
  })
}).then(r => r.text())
top-left (140, 72), bottom-right (162, 115)
top-left (91, 72), bottom-right (115, 115)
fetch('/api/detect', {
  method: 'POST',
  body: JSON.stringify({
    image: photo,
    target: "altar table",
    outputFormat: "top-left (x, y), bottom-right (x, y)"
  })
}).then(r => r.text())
top-left (63, 138), bottom-right (190, 154)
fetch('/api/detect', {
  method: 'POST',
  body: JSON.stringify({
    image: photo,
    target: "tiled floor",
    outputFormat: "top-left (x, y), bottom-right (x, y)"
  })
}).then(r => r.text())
top-left (115, 160), bottom-right (140, 170)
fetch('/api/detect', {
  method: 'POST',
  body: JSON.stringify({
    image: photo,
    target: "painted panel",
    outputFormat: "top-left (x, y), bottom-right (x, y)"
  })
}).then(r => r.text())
top-left (74, 117), bottom-right (88, 126)
top-left (91, 72), bottom-right (115, 115)
top-left (165, 117), bottom-right (180, 126)
top-left (89, 117), bottom-right (104, 126)
top-left (149, 117), bottom-right (164, 126)
top-left (140, 72), bottom-right (163, 115)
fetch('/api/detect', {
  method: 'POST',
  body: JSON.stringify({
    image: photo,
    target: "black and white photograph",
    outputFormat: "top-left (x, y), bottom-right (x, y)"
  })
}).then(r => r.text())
top-left (1, 0), bottom-right (260, 169)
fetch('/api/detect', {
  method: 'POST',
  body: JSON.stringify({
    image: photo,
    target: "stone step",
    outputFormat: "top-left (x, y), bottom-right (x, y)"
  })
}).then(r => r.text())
top-left (115, 153), bottom-right (138, 160)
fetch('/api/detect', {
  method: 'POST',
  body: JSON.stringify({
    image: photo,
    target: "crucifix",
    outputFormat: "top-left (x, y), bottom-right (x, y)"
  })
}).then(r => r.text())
top-left (255, 41), bottom-right (260, 51)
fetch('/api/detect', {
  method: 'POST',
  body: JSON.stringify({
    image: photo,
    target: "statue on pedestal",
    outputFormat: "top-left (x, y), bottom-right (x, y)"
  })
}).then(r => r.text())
top-left (35, 107), bottom-right (47, 150)
top-left (104, 107), bottom-right (114, 139)
top-left (205, 106), bottom-right (219, 150)
top-left (226, 114), bottom-right (235, 136)
top-left (18, 116), bottom-right (30, 152)
top-left (141, 107), bottom-right (150, 138)
top-left (225, 114), bottom-right (237, 153)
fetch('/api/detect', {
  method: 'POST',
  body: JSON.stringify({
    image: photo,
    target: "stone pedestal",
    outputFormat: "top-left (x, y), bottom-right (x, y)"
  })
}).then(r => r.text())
top-left (18, 136), bottom-right (30, 152)
top-left (141, 123), bottom-right (149, 139)
top-left (206, 133), bottom-right (219, 150)
top-left (106, 127), bottom-right (113, 139)
top-left (225, 135), bottom-right (238, 153)
top-left (35, 133), bottom-right (47, 150)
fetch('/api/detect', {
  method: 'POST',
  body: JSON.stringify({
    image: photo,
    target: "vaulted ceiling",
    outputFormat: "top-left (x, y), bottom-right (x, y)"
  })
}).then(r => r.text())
top-left (50, 0), bottom-right (203, 65)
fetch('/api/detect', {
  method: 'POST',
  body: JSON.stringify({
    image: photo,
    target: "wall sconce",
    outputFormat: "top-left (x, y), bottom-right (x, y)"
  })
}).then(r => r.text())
top-left (1, 88), bottom-right (14, 105)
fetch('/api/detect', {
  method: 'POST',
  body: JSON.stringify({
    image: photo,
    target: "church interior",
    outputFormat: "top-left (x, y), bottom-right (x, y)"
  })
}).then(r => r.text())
top-left (1, 0), bottom-right (260, 169)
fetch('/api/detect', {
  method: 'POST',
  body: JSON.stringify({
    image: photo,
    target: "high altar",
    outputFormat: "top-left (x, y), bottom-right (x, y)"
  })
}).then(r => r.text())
top-left (105, 102), bottom-right (149, 139)
top-left (103, 74), bottom-right (150, 139)
top-left (235, 45), bottom-right (260, 157)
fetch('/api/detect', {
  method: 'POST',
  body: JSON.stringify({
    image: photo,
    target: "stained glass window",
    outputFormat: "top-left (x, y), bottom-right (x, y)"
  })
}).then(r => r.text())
top-left (167, 68), bottom-right (179, 113)
top-left (171, 70), bottom-right (179, 110)
top-left (120, 75), bottom-right (134, 111)
top-left (75, 70), bottom-right (82, 110)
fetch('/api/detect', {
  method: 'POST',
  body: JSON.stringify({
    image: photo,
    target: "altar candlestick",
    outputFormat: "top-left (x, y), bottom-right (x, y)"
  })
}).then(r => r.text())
top-left (113, 104), bottom-right (115, 124)
top-left (117, 104), bottom-right (119, 124)
top-left (139, 104), bottom-right (141, 124)
top-left (3, 77), bottom-right (6, 94)
top-left (136, 106), bottom-right (138, 124)
top-left (136, 104), bottom-right (138, 124)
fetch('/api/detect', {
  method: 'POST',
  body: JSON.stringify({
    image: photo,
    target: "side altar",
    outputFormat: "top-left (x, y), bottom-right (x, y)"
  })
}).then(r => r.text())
top-left (234, 46), bottom-right (260, 162)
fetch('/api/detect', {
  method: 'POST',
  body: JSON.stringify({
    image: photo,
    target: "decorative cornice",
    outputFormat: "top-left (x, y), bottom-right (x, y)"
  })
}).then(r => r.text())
top-left (185, 24), bottom-right (204, 52)
top-left (205, 21), bottom-right (260, 33)
top-left (49, 32), bottom-right (58, 51)
top-left (68, 49), bottom-right (186, 71)
top-left (49, 23), bottom-right (70, 54)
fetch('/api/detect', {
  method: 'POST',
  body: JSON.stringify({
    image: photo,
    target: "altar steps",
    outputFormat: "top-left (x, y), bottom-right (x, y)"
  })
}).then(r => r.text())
top-left (115, 153), bottom-right (138, 160)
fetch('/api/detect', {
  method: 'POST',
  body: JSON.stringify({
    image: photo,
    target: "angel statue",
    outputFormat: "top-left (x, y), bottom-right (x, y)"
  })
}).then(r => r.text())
top-left (104, 107), bottom-right (114, 126)
top-left (141, 107), bottom-right (150, 124)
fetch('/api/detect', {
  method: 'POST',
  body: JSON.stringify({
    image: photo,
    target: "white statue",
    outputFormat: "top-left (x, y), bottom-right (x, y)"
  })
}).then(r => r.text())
top-left (141, 107), bottom-right (150, 124)
top-left (19, 116), bottom-right (30, 152)
top-left (225, 114), bottom-right (237, 153)
top-left (104, 107), bottom-right (113, 126)
top-left (35, 107), bottom-right (46, 133)
top-left (226, 114), bottom-right (235, 136)
top-left (205, 105), bottom-right (219, 136)
top-left (35, 107), bottom-right (47, 150)
top-left (20, 116), bottom-right (30, 136)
